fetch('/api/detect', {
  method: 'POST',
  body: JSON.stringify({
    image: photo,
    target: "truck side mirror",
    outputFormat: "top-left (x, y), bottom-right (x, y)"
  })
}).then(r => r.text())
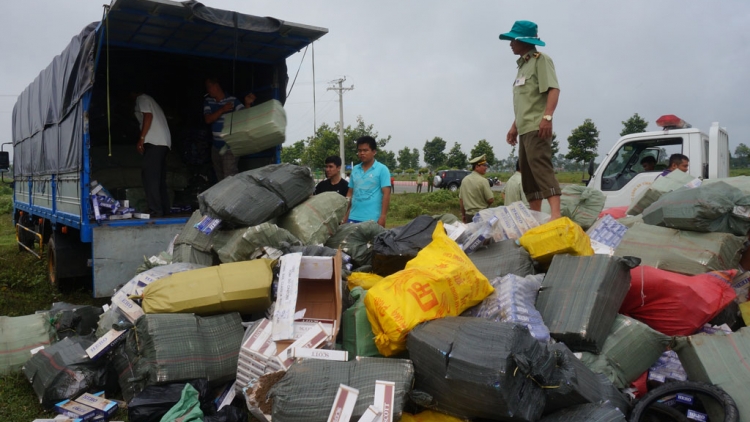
top-left (0, 151), bottom-right (9, 172)
top-left (587, 158), bottom-right (595, 177)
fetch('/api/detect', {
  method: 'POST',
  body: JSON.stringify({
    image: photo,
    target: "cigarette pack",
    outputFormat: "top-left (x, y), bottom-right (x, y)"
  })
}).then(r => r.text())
top-left (74, 392), bottom-right (117, 419)
top-left (374, 380), bottom-right (396, 422)
top-left (326, 384), bottom-right (359, 422)
top-left (687, 410), bottom-right (708, 421)
top-left (54, 400), bottom-right (96, 421)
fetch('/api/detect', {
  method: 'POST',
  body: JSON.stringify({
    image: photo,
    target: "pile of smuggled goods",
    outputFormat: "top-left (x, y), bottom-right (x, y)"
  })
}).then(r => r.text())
top-left (7, 167), bottom-right (750, 421)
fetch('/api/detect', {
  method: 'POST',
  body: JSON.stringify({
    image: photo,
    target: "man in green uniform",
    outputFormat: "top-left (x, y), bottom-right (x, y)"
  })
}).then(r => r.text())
top-left (459, 154), bottom-right (495, 223)
top-left (501, 20), bottom-right (562, 219)
top-left (503, 160), bottom-right (529, 207)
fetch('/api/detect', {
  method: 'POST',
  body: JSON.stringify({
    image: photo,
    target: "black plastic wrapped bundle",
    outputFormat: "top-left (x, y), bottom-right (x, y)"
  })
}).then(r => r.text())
top-left (538, 402), bottom-right (626, 422)
top-left (469, 239), bottom-right (535, 279)
top-left (407, 317), bottom-right (554, 421)
top-left (372, 215), bottom-right (438, 276)
top-left (536, 255), bottom-right (640, 353)
top-left (324, 221), bottom-right (385, 268)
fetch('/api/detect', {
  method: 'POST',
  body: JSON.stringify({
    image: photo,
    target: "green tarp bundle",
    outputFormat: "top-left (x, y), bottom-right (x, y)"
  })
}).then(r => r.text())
top-left (1, 313), bottom-right (54, 375)
top-left (469, 239), bottom-right (535, 279)
top-left (175, 211), bottom-right (218, 253)
top-left (642, 181), bottom-right (750, 236)
top-left (278, 191), bottom-right (347, 245)
top-left (674, 327), bottom-right (750, 421)
top-left (627, 170), bottom-right (696, 216)
top-left (536, 255), bottom-right (639, 353)
top-left (560, 185), bottom-right (606, 230)
top-left (579, 315), bottom-right (671, 388)
top-left (172, 243), bottom-right (214, 266)
top-left (324, 221), bottom-right (385, 268)
top-left (342, 287), bottom-right (382, 359)
top-left (543, 343), bottom-right (614, 415)
top-left (220, 99), bottom-right (286, 157)
top-left (270, 357), bottom-right (414, 422)
top-left (216, 222), bottom-right (301, 263)
top-left (114, 313), bottom-right (243, 402)
top-left (615, 223), bottom-right (744, 275)
top-left (705, 175), bottom-right (750, 195)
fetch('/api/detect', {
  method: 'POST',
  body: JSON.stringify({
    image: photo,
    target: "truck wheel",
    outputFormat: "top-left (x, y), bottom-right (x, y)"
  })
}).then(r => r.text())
top-left (629, 381), bottom-right (739, 422)
top-left (47, 237), bottom-right (58, 286)
top-left (448, 183), bottom-right (459, 192)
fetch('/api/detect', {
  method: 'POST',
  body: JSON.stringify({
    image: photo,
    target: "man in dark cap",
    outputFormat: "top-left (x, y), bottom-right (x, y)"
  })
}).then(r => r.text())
top-left (459, 154), bottom-right (494, 223)
top-left (501, 20), bottom-right (562, 220)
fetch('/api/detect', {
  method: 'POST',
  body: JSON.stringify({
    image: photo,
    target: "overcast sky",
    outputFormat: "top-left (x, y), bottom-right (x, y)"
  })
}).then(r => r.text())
top-left (2, 0), bottom-right (749, 166)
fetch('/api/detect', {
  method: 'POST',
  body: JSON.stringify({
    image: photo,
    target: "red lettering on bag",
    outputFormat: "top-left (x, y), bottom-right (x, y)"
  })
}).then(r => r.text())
top-left (407, 282), bottom-right (439, 312)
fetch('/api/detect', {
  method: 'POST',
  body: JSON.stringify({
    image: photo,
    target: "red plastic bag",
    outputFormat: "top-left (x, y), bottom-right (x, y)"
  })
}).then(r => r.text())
top-left (599, 206), bottom-right (628, 220)
top-left (620, 266), bottom-right (737, 336)
top-left (630, 372), bottom-right (648, 399)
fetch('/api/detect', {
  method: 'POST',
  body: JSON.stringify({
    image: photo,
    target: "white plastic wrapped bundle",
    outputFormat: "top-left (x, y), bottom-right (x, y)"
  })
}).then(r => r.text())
top-left (463, 273), bottom-right (550, 342)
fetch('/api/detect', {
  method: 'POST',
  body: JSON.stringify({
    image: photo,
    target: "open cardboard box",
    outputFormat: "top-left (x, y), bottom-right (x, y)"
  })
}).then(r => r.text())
top-left (273, 251), bottom-right (343, 351)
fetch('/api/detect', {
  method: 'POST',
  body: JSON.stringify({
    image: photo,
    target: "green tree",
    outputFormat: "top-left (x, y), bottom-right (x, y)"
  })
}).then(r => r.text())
top-left (445, 142), bottom-right (468, 169)
top-left (469, 139), bottom-right (496, 166)
top-left (281, 140), bottom-right (306, 165)
top-left (423, 137), bottom-right (447, 169)
top-left (343, 116), bottom-right (391, 165)
top-left (734, 143), bottom-right (750, 167)
top-left (620, 113), bottom-right (649, 136)
top-left (397, 147), bottom-right (419, 170)
top-left (301, 123), bottom-right (340, 168)
top-left (378, 149), bottom-right (397, 169)
top-left (410, 148), bottom-right (420, 169)
top-left (566, 118), bottom-right (600, 165)
top-left (550, 132), bottom-right (559, 158)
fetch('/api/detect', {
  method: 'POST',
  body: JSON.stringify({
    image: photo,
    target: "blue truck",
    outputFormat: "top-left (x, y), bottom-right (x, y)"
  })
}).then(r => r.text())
top-left (11, 0), bottom-right (327, 296)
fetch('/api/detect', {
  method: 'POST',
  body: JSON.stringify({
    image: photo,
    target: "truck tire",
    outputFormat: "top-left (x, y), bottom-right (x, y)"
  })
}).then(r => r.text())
top-left (448, 182), bottom-right (459, 192)
top-left (47, 231), bottom-right (91, 290)
top-left (629, 381), bottom-right (739, 422)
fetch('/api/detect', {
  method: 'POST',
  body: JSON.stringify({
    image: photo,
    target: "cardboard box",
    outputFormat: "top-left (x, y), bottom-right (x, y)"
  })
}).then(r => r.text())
top-left (55, 400), bottom-right (96, 421)
top-left (273, 253), bottom-right (343, 342)
top-left (74, 392), bottom-right (117, 419)
top-left (327, 384), bottom-right (359, 422)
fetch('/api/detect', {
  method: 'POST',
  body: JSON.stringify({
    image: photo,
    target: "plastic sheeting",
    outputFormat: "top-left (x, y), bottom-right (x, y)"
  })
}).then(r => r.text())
top-left (407, 317), bottom-right (555, 421)
top-left (0, 313), bottom-right (55, 376)
top-left (216, 222), bottom-right (301, 263)
top-left (113, 313), bottom-right (243, 401)
top-left (560, 185), bottom-right (606, 230)
top-left (277, 191), bottom-right (347, 245)
top-left (22, 336), bottom-right (108, 407)
top-left (221, 99), bottom-right (287, 157)
top-left (343, 287), bottom-right (382, 359)
top-left (537, 255), bottom-right (640, 353)
top-left (538, 402), bottom-right (626, 422)
top-left (47, 302), bottom-right (103, 340)
top-left (175, 211), bottom-right (220, 254)
top-left (626, 170), bottom-right (696, 215)
top-left (468, 239), bottom-right (535, 280)
top-left (128, 379), bottom-right (211, 422)
top-left (372, 215), bottom-right (438, 276)
top-left (198, 164), bottom-right (314, 227)
top-left (642, 181), bottom-right (750, 236)
top-left (579, 315), bottom-right (670, 389)
top-left (269, 358), bottom-right (414, 422)
top-left (615, 223), bottom-right (744, 275)
top-left (324, 221), bottom-right (385, 268)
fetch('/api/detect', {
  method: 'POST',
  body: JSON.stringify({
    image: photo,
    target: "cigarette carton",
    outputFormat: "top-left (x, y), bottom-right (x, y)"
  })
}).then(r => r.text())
top-left (356, 405), bottom-right (382, 422)
top-left (276, 323), bottom-right (330, 370)
top-left (327, 384), bottom-right (359, 422)
top-left (85, 328), bottom-right (126, 360)
top-left (74, 392), bottom-right (117, 419)
top-left (374, 380), bottom-right (396, 422)
top-left (54, 400), bottom-right (96, 421)
top-left (111, 291), bottom-right (144, 323)
top-left (133, 213), bottom-right (150, 219)
top-left (289, 347), bottom-right (348, 362)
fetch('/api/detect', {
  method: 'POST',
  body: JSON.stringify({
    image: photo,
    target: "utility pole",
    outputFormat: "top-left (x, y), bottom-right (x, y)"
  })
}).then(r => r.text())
top-left (327, 77), bottom-right (354, 167)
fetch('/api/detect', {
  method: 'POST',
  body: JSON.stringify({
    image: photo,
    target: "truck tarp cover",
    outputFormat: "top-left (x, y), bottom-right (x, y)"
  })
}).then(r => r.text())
top-left (12, 0), bottom-right (326, 177)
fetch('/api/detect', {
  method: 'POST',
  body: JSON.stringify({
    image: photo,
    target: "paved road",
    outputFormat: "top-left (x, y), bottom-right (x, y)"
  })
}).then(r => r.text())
top-left (390, 181), bottom-right (506, 194)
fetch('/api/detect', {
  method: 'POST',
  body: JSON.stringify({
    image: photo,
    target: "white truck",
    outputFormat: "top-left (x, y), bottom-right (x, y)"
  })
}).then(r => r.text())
top-left (585, 114), bottom-right (730, 209)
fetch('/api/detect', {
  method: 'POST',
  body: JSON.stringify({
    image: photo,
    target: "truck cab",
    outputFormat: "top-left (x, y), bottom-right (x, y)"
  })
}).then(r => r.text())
top-left (587, 115), bottom-right (730, 209)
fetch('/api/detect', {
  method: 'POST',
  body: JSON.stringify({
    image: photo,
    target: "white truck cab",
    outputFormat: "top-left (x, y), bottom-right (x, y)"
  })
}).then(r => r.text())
top-left (586, 115), bottom-right (730, 209)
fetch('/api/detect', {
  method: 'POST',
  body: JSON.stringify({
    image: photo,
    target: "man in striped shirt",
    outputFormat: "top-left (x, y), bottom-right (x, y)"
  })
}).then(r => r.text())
top-left (203, 77), bottom-right (256, 181)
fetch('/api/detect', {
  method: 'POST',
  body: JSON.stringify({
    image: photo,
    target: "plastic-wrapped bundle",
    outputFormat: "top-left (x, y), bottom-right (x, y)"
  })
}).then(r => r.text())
top-left (473, 202), bottom-right (545, 240)
top-left (113, 313), bottom-right (243, 401)
top-left (642, 181), bottom-right (750, 236)
top-left (96, 263), bottom-right (205, 337)
top-left (519, 217), bottom-right (594, 265)
top-left (128, 379), bottom-right (211, 422)
top-left (407, 317), bottom-right (555, 421)
top-left (586, 215), bottom-right (628, 249)
top-left (615, 223), bottom-right (744, 275)
top-left (648, 350), bottom-right (687, 384)
top-left (579, 315), bottom-right (670, 388)
top-left (47, 302), bottom-right (103, 340)
top-left (537, 255), bottom-right (640, 353)
top-left (560, 185), bottom-right (606, 230)
top-left (22, 336), bottom-right (108, 407)
top-left (325, 221), bottom-right (385, 268)
top-left (538, 402), bottom-right (626, 422)
top-left (198, 163), bottom-right (314, 227)
top-left (216, 222), bottom-right (301, 263)
top-left (626, 169), bottom-right (697, 215)
top-left (172, 243), bottom-right (214, 266)
top-left (468, 239), bottom-right (535, 279)
top-left (463, 274), bottom-right (549, 342)
top-left (174, 210), bottom-right (218, 253)
top-left (0, 314), bottom-right (54, 376)
top-left (372, 215), bottom-right (437, 276)
top-left (220, 99), bottom-right (286, 157)
top-left (269, 358), bottom-right (413, 422)
top-left (277, 191), bottom-right (347, 245)
top-left (343, 287), bottom-right (382, 358)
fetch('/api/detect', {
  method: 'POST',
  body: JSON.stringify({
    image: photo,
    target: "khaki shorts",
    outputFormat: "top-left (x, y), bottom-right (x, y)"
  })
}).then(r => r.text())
top-left (518, 131), bottom-right (561, 201)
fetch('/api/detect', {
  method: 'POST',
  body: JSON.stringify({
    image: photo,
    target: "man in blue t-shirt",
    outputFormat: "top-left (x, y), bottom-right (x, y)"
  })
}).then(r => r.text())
top-left (342, 136), bottom-right (392, 227)
top-left (203, 77), bottom-right (256, 181)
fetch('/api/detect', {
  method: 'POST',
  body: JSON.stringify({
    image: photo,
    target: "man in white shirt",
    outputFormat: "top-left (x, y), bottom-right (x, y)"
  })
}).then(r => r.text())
top-left (132, 90), bottom-right (171, 217)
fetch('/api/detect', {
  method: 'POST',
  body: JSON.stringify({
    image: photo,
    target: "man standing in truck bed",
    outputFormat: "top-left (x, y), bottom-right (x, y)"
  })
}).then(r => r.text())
top-left (502, 20), bottom-right (562, 220)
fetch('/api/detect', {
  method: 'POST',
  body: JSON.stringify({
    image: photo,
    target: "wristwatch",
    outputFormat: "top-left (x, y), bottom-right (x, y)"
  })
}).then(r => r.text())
top-left (542, 115), bottom-right (553, 121)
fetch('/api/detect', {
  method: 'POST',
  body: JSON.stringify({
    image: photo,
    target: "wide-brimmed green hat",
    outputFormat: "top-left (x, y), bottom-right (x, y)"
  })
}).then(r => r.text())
top-left (499, 20), bottom-right (546, 46)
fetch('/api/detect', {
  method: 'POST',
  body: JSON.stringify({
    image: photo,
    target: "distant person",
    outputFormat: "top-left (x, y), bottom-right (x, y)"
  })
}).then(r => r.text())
top-left (503, 160), bottom-right (529, 207)
top-left (459, 154), bottom-right (495, 223)
top-left (131, 88), bottom-right (171, 217)
top-left (501, 20), bottom-right (562, 220)
top-left (203, 77), bottom-right (256, 181)
top-left (314, 156), bottom-right (349, 196)
top-left (640, 155), bottom-right (656, 172)
top-left (656, 153), bottom-right (689, 179)
top-left (416, 172), bottom-right (424, 193)
top-left (391, 176), bottom-right (395, 193)
top-left (343, 136), bottom-right (392, 227)
top-left (427, 170), bottom-right (434, 192)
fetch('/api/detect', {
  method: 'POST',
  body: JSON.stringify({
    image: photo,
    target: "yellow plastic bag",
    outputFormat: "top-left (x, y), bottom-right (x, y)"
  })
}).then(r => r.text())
top-left (401, 410), bottom-right (468, 422)
top-left (347, 272), bottom-right (384, 291)
top-left (364, 222), bottom-right (493, 356)
top-left (740, 301), bottom-right (750, 327)
top-left (518, 217), bottom-right (594, 264)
